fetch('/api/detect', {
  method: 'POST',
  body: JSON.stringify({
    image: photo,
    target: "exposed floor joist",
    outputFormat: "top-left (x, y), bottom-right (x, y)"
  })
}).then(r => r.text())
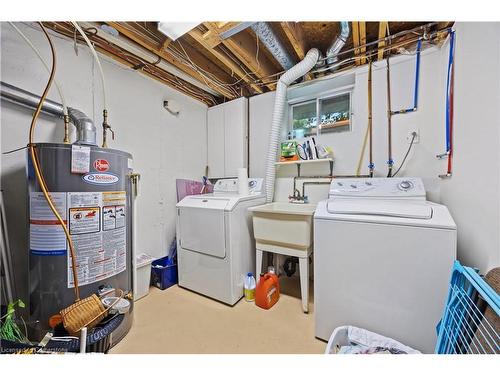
top-left (378, 22), bottom-right (388, 60)
top-left (203, 22), bottom-right (278, 91)
top-left (107, 22), bottom-right (237, 100)
top-left (188, 28), bottom-right (263, 94)
top-left (359, 22), bottom-right (367, 64)
top-left (352, 22), bottom-right (361, 65)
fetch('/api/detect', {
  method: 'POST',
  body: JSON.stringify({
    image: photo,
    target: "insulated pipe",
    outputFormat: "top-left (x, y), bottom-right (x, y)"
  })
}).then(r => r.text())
top-left (264, 48), bottom-right (320, 203)
top-left (0, 81), bottom-right (97, 145)
top-left (251, 22), bottom-right (295, 71)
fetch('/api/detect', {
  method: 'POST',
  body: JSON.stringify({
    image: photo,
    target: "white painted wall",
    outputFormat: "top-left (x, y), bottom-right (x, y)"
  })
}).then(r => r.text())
top-left (1, 23), bottom-right (208, 301)
top-left (249, 22), bottom-right (500, 273)
top-left (440, 22), bottom-right (500, 273)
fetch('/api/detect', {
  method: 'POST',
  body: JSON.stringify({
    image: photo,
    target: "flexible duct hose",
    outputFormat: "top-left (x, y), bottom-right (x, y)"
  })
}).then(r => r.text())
top-left (264, 48), bottom-right (320, 203)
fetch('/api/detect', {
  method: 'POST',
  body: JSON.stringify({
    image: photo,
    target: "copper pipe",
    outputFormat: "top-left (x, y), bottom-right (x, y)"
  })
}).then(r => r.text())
top-left (368, 60), bottom-right (374, 177)
top-left (386, 55), bottom-right (394, 177)
top-left (63, 114), bottom-right (70, 143)
top-left (101, 109), bottom-right (113, 148)
top-left (29, 23), bottom-right (80, 301)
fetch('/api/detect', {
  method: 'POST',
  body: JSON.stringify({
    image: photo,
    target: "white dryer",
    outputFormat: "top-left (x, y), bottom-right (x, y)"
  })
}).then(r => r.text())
top-left (176, 178), bottom-right (264, 305)
top-left (314, 177), bottom-right (456, 353)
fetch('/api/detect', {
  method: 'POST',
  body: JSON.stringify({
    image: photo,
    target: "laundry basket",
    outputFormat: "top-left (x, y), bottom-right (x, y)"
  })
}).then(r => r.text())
top-left (325, 326), bottom-right (421, 354)
top-left (435, 261), bottom-right (500, 354)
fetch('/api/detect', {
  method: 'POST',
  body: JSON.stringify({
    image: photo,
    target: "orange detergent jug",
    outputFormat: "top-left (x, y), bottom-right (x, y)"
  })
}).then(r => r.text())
top-left (255, 272), bottom-right (280, 309)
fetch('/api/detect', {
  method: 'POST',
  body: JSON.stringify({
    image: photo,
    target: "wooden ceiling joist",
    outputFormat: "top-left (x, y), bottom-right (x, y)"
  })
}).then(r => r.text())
top-left (188, 28), bottom-right (263, 94)
top-left (377, 22), bottom-right (388, 60)
top-left (359, 22), bottom-right (367, 64)
top-left (279, 22), bottom-right (314, 80)
top-left (203, 22), bottom-right (278, 91)
top-left (107, 22), bottom-right (236, 99)
top-left (280, 22), bottom-right (306, 59)
top-left (352, 22), bottom-right (361, 65)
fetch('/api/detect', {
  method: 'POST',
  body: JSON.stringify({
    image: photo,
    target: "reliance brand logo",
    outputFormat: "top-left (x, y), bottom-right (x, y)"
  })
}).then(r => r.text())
top-left (82, 173), bottom-right (119, 185)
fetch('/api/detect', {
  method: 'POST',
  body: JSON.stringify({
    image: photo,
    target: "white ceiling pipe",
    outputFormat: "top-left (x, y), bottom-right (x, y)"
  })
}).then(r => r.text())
top-left (79, 22), bottom-right (221, 97)
top-left (264, 48), bottom-right (320, 203)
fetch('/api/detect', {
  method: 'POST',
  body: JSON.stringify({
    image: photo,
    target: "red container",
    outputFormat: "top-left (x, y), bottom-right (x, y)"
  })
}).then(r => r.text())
top-left (255, 272), bottom-right (280, 309)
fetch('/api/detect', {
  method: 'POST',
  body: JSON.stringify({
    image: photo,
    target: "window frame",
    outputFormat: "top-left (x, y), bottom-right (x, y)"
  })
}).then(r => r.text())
top-left (288, 84), bottom-right (354, 137)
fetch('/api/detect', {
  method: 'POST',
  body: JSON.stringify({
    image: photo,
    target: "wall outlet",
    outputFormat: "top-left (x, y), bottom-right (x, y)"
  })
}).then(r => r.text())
top-left (407, 129), bottom-right (420, 144)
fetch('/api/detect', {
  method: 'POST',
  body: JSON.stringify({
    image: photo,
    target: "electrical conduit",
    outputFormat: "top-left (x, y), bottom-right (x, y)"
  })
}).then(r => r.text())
top-left (264, 48), bottom-right (320, 203)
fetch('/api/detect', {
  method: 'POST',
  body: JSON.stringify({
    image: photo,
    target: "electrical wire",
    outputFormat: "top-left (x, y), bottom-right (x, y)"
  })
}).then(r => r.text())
top-left (2, 145), bottom-right (29, 155)
top-left (28, 22), bottom-right (80, 301)
top-left (8, 22), bottom-right (68, 117)
top-left (26, 21), bottom-right (219, 106)
top-left (392, 132), bottom-right (417, 177)
top-left (71, 21), bottom-right (107, 110)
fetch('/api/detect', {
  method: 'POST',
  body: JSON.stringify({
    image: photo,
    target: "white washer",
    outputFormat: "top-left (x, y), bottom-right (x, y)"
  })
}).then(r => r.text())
top-left (314, 177), bottom-right (456, 353)
top-left (176, 178), bottom-right (264, 305)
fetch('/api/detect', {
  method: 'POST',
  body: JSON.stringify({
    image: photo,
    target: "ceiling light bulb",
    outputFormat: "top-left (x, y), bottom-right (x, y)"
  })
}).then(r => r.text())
top-left (157, 22), bottom-right (200, 41)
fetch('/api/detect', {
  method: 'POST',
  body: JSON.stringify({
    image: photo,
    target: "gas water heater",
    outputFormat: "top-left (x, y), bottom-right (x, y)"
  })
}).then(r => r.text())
top-left (0, 79), bottom-right (135, 346)
top-left (27, 143), bottom-right (134, 343)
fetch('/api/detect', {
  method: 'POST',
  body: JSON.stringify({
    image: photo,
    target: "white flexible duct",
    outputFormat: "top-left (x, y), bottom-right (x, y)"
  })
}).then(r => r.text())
top-left (264, 48), bottom-right (320, 203)
top-left (9, 22), bottom-right (69, 116)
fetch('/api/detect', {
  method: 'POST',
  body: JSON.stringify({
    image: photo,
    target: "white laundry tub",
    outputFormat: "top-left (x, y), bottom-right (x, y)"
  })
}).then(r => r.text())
top-left (249, 202), bottom-right (316, 250)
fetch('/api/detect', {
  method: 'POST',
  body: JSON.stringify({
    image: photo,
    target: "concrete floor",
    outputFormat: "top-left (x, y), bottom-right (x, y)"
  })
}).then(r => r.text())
top-left (111, 276), bottom-right (326, 354)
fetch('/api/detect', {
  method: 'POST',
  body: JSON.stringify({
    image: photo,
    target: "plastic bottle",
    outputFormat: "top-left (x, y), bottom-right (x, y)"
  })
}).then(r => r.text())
top-left (255, 270), bottom-right (280, 310)
top-left (244, 272), bottom-right (256, 302)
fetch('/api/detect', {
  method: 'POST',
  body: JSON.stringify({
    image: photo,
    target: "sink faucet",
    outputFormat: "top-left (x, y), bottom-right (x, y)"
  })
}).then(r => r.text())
top-left (288, 188), bottom-right (308, 204)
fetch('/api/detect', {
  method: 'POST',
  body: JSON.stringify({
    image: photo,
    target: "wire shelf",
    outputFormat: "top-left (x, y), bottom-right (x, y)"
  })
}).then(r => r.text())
top-left (435, 261), bottom-right (500, 354)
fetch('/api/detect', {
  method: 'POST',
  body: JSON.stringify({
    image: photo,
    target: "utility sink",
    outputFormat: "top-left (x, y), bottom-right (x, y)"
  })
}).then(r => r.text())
top-left (249, 202), bottom-right (316, 251)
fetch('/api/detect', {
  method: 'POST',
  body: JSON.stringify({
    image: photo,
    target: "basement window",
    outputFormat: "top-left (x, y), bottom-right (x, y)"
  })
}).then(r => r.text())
top-left (289, 91), bottom-right (352, 138)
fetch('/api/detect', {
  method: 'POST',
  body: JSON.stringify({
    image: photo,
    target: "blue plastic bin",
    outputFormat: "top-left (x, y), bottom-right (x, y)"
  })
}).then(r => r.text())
top-left (151, 256), bottom-right (178, 290)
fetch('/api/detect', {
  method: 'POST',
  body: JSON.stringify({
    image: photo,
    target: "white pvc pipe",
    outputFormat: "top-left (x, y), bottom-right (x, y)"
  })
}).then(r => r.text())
top-left (79, 327), bottom-right (87, 353)
top-left (9, 22), bottom-right (69, 116)
top-left (264, 48), bottom-right (320, 203)
top-left (72, 22), bottom-right (107, 110)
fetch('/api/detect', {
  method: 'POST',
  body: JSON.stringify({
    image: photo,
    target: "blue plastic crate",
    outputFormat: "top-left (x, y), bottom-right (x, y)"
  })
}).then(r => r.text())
top-left (151, 256), bottom-right (178, 290)
top-left (435, 261), bottom-right (499, 354)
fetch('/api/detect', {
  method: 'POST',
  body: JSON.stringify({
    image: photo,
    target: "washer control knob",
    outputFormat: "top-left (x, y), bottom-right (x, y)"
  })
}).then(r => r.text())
top-left (365, 181), bottom-right (372, 186)
top-left (350, 184), bottom-right (357, 189)
top-left (398, 180), bottom-right (413, 191)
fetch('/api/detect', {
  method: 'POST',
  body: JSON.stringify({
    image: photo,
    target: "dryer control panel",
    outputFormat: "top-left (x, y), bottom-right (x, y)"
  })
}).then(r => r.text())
top-left (329, 177), bottom-right (426, 200)
top-left (214, 178), bottom-right (264, 194)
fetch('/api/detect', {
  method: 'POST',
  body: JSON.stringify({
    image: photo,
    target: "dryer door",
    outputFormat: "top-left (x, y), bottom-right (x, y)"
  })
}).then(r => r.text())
top-left (178, 199), bottom-right (227, 258)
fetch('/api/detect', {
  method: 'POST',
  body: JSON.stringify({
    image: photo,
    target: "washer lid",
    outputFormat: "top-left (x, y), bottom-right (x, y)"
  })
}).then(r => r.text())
top-left (327, 199), bottom-right (432, 219)
top-left (315, 200), bottom-right (456, 230)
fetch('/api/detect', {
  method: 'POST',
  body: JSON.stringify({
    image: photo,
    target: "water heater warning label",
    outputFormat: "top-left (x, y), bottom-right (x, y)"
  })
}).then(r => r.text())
top-left (29, 192), bottom-right (68, 256)
top-left (30, 191), bottom-right (128, 287)
top-left (67, 191), bottom-right (127, 288)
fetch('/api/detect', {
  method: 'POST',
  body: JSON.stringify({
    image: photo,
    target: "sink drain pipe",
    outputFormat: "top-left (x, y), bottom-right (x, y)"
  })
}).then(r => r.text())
top-left (264, 48), bottom-right (320, 203)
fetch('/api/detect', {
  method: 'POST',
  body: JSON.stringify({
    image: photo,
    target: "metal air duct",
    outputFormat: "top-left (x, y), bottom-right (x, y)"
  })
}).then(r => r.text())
top-left (325, 21), bottom-right (350, 66)
top-left (251, 22), bottom-right (295, 71)
top-left (1, 81), bottom-right (97, 146)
